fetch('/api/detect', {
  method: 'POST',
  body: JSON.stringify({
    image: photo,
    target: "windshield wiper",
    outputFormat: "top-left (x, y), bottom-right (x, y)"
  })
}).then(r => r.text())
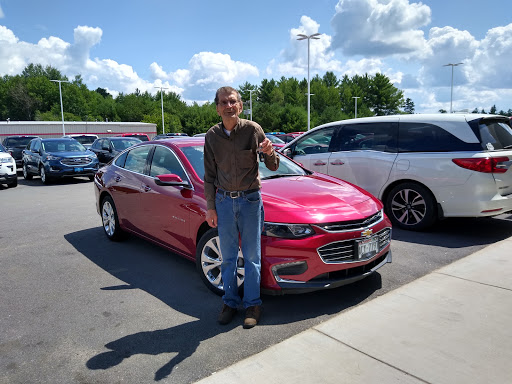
top-left (262, 173), bottom-right (301, 180)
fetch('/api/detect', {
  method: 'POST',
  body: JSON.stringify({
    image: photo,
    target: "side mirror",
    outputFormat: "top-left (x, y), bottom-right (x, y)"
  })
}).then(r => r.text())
top-left (283, 148), bottom-right (293, 158)
top-left (155, 174), bottom-right (190, 187)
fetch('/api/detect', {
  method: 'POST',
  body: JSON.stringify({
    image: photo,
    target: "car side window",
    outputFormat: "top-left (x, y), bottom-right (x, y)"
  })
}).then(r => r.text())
top-left (149, 146), bottom-right (186, 180)
top-left (123, 146), bottom-right (151, 174)
top-left (32, 140), bottom-right (41, 152)
top-left (293, 127), bottom-right (335, 155)
top-left (398, 123), bottom-right (480, 152)
top-left (339, 123), bottom-right (397, 152)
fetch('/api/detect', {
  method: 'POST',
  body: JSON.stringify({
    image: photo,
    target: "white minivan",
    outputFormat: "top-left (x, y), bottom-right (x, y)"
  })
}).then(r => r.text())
top-left (282, 114), bottom-right (512, 230)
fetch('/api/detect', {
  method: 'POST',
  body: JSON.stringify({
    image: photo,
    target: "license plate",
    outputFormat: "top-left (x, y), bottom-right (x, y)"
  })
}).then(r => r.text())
top-left (74, 167), bottom-right (83, 172)
top-left (357, 236), bottom-right (379, 260)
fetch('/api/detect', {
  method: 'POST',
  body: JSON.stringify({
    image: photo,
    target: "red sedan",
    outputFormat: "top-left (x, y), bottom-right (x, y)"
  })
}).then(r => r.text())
top-left (94, 137), bottom-right (392, 295)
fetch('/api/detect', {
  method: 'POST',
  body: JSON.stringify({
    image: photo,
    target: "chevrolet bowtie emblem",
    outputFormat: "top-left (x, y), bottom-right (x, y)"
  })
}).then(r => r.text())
top-left (361, 228), bottom-right (373, 237)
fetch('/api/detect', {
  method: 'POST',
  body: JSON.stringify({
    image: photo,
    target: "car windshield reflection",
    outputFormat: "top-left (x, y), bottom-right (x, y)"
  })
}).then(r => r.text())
top-left (181, 145), bottom-right (308, 181)
top-left (42, 140), bottom-right (87, 152)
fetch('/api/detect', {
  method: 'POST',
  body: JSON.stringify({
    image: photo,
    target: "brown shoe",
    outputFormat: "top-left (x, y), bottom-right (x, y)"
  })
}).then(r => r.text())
top-left (218, 304), bottom-right (237, 325)
top-left (243, 305), bottom-right (261, 329)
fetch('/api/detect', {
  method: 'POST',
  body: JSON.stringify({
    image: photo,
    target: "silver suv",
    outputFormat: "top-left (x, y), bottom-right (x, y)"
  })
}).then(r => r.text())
top-left (282, 114), bottom-right (512, 230)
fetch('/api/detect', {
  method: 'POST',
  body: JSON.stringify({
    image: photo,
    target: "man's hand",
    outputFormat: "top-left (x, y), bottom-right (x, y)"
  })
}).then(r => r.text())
top-left (260, 138), bottom-right (274, 155)
top-left (206, 209), bottom-right (217, 228)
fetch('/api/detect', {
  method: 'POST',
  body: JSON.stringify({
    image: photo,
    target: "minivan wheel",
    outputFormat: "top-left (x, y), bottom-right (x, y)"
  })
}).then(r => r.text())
top-left (101, 196), bottom-right (126, 241)
top-left (385, 182), bottom-right (437, 231)
top-left (195, 228), bottom-right (244, 296)
top-left (23, 163), bottom-right (33, 180)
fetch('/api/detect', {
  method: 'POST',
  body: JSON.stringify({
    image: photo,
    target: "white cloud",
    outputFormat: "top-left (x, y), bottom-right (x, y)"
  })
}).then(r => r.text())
top-left (331, 0), bottom-right (431, 57)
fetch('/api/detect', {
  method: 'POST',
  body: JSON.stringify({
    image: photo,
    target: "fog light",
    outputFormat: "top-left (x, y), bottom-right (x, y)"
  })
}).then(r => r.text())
top-left (272, 261), bottom-right (308, 277)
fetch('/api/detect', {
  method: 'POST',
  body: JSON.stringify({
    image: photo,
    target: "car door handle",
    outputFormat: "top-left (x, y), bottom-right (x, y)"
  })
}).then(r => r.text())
top-left (313, 160), bottom-right (327, 166)
top-left (330, 160), bottom-right (345, 165)
top-left (143, 184), bottom-right (151, 192)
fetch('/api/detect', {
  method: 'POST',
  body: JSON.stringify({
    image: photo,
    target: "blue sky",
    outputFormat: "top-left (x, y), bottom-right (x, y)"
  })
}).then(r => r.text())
top-left (1, 0), bottom-right (511, 114)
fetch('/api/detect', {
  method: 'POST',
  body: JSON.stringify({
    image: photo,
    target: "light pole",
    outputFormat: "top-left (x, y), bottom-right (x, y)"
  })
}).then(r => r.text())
top-left (352, 96), bottom-right (360, 118)
top-left (155, 86), bottom-right (168, 134)
top-left (51, 80), bottom-right (70, 135)
top-left (443, 63), bottom-right (463, 113)
top-left (248, 89), bottom-right (256, 121)
top-left (297, 32), bottom-right (321, 131)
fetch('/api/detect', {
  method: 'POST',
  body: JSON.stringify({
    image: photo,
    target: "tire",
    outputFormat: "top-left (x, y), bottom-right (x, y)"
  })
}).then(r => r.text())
top-left (195, 228), bottom-right (244, 296)
top-left (88, 175), bottom-right (95, 181)
top-left (40, 166), bottom-right (52, 185)
top-left (100, 196), bottom-right (126, 241)
top-left (23, 163), bottom-right (33, 180)
top-left (385, 182), bottom-right (437, 231)
top-left (7, 178), bottom-right (17, 188)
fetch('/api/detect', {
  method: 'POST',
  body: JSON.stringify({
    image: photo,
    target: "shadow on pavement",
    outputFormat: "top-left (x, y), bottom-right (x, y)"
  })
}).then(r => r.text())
top-left (392, 215), bottom-right (512, 248)
top-left (64, 227), bottom-right (382, 381)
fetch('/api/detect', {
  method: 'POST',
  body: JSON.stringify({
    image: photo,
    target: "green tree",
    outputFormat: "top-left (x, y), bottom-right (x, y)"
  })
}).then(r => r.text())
top-left (367, 73), bottom-right (404, 115)
top-left (403, 98), bottom-right (415, 114)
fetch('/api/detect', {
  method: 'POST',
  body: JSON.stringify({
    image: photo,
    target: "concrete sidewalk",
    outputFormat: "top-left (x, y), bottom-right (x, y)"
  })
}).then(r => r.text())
top-left (195, 236), bottom-right (512, 384)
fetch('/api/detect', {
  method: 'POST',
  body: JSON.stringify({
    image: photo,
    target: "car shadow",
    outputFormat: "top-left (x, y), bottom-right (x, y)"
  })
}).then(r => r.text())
top-left (15, 176), bottom-right (92, 187)
top-left (64, 227), bottom-right (382, 380)
top-left (392, 215), bottom-right (512, 248)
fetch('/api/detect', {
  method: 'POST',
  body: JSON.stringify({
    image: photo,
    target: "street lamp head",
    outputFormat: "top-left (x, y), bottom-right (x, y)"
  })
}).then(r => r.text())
top-left (297, 32), bottom-right (321, 40)
top-left (443, 62), bottom-right (463, 67)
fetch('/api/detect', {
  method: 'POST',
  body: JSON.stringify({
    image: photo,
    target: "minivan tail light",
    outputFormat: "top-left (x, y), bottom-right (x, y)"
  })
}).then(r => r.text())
top-left (452, 157), bottom-right (509, 173)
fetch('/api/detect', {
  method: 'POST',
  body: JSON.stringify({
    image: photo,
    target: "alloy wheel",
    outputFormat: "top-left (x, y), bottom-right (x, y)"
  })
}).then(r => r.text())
top-left (199, 235), bottom-right (244, 293)
top-left (102, 200), bottom-right (116, 237)
top-left (390, 188), bottom-right (426, 226)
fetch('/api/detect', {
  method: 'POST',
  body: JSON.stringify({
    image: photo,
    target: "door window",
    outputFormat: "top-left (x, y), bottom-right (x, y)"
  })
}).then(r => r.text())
top-left (399, 123), bottom-right (480, 152)
top-left (123, 146), bottom-right (151, 174)
top-left (149, 146), bottom-right (187, 180)
top-left (293, 127), bottom-right (335, 155)
top-left (339, 123), bottom-right (397, 152)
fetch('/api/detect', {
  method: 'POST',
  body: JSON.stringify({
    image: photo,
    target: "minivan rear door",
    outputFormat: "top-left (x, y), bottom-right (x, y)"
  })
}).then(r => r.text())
top-left (476, 117), bottom-right (512, 197)
top-left (327, 121), bottom-right (398, 198)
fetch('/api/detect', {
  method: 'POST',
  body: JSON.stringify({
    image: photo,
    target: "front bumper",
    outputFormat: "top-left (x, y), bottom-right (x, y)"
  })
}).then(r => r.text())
top-left (0, 172), bottom-right (17, 182)
top-left (263, 250), bottom-right (391, 295)
top-left (45, 162), bottom-right (99, 178)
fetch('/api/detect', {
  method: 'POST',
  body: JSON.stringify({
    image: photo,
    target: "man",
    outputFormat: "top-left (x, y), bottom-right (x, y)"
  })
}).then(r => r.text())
top-left (204, 86), bottom-right (279, 329)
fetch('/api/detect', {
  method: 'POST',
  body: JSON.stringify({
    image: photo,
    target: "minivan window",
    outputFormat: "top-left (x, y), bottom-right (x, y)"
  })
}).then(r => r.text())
top-left (398, 123), bottom-right (481, 152)
top-left (478, 120), bottom-right (512, 151)
top-left (293, 127), bottom-right (335, 155)
top-left (337, 122), bottom-right (397, 152)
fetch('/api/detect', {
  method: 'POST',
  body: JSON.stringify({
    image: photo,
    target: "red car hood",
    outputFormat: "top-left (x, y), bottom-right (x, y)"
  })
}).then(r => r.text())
top-left (261, 175), bottom-right (379, 223)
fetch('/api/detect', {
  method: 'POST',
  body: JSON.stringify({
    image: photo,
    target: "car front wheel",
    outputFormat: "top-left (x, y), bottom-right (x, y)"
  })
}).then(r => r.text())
top-left (40, 166), bottom-right (52, 184)
top-left (101, 196), bottom-right (126, 241)
top-left (23, 163), bottom-right (33, 180)
top-left (195, 228), bottom-right (244, 296)
top-left (385, 182), bottom-right (437, 231)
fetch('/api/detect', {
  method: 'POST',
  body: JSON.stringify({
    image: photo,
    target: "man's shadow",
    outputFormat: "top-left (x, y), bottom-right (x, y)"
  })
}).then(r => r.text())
top-left (65, 227), bottom-right (382, 381)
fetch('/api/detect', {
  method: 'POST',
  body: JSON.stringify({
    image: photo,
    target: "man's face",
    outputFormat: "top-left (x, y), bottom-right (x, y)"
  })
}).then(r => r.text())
top-left (216, 91), bottom-right (242, 120)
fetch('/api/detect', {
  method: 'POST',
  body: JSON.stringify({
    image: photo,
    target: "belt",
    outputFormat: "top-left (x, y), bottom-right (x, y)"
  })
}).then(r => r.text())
top-left (217, 188), bottom-right (259, 198)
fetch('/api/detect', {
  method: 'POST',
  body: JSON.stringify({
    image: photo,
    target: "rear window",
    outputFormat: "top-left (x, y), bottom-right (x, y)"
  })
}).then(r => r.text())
top-left (127, 134), bottom-right (149, 141)
top-left (72, 136), bottom-right (97, 145)
top-left (4, 137), bottom-right (37, 147)
top-left (398, 123), bottom-right (481, 152)
top-left (478, 120), bottom-right (512, 151)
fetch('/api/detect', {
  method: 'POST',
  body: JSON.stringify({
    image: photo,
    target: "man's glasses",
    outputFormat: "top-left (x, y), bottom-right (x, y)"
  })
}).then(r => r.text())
top-left (219, 100), bottom-right (239, 107)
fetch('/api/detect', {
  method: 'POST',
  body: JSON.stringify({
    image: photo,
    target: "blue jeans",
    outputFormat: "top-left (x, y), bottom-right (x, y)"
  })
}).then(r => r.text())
top-left (216, 190), bottom-right (263, 309)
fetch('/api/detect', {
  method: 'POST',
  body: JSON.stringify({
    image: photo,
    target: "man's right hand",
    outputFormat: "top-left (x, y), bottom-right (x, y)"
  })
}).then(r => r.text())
top-left (206, 209), bottom-right (217, 228)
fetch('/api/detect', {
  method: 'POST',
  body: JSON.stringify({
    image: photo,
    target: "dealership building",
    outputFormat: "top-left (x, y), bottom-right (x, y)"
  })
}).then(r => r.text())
top-left (0, 121), bottom-right (157, 140)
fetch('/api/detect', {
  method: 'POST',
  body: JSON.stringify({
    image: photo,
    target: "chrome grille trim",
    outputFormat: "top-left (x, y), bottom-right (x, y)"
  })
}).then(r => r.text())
top-left (318, 227), bottom-right (392, 264)
top-left (313, 210), bottom-right (384, 233)
top-left (60, 157), bottom-right (93, 166)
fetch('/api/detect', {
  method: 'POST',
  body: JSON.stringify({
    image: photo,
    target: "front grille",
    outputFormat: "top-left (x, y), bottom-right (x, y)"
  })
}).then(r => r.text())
top-left (60, 157), bottom-right (92, 166)
top-left (318, 227), bottom-right (391, 264)
top-left (314, 210), bottom-right (383, 232)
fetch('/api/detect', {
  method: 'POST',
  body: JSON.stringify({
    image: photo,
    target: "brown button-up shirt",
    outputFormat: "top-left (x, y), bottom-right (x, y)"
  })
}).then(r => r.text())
top-left (204, 119), bottom-right (280, 210)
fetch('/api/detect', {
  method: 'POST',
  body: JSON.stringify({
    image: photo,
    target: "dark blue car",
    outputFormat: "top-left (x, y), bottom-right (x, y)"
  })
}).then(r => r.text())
top-left (22, 138), bottom-right (99, 184)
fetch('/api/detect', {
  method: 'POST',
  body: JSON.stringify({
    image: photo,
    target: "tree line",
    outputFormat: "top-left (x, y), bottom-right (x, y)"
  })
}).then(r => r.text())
top-left (1, 64), bottom-right (510, 136)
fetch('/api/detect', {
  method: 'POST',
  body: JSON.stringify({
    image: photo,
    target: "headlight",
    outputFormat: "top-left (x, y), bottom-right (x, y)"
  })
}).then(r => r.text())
top-left (45, 155), bottom-right (61, 161)
top-left (0, 157), bottom-right (13, 163)
top-left (263, 223), bottom-right (315, 239)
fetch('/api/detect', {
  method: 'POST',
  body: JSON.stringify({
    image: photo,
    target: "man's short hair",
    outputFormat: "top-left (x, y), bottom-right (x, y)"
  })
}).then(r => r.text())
top-left (215, 86), bottom-right (241, 105)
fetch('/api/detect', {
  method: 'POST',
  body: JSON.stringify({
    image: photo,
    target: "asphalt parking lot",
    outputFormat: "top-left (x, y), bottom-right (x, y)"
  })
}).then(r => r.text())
top-left (1, 177), bottom-right (512, 384)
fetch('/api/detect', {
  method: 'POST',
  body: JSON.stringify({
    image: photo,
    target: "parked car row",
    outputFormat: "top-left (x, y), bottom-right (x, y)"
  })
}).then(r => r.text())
top-left (281, 114), bottom-right (512, 230)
